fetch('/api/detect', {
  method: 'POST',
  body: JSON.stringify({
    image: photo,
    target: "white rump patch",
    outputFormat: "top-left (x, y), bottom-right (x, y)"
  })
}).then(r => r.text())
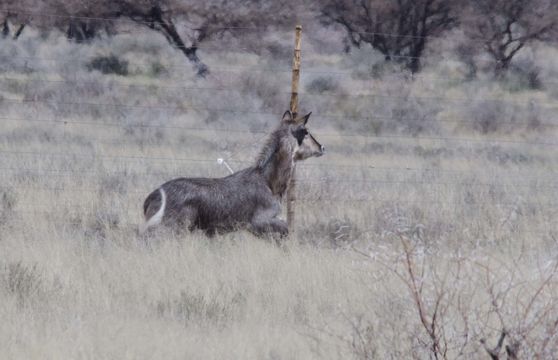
top-left (139, 188), bottom-right (166, 235)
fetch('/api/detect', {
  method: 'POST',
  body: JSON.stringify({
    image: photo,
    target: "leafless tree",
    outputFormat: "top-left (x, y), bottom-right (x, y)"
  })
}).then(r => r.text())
top-left (320, 0), bottom-right (458, 73)
top-left (463, 0), bottom-right (558, 75)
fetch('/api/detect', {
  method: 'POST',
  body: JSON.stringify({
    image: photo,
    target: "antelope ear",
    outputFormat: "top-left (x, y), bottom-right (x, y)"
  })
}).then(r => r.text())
top-left (297, 112), bottom-right (311, 125)
top-left (281, 110), bottom-right (294, 123)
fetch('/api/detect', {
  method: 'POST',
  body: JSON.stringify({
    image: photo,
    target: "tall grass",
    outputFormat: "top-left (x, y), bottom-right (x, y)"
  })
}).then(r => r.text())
top-left (0, 25), bottom-right (557, 359)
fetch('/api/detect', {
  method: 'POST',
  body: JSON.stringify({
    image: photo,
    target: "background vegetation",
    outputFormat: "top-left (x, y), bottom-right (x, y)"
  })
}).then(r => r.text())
top-left (1, 1), bottom-right (558, 358)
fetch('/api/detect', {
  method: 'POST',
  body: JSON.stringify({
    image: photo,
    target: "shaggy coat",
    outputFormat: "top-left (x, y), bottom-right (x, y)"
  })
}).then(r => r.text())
top-left (140, 111), bottom-right (324, 237)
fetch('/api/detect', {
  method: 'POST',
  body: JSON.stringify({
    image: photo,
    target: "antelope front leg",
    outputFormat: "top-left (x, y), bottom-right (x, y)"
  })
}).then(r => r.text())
top-left (250, 205), bottom-right (288, 239)
top-left (250, 218), bottom-right (288, 238)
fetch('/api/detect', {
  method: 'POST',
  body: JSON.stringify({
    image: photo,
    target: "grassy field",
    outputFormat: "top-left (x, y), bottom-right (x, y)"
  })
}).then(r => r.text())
top-left (1, 27), bottom-right (558, 359)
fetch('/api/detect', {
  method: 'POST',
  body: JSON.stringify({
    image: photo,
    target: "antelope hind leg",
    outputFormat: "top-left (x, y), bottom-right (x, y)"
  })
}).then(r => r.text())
top-left (169, 205), bottom-right (199, 234)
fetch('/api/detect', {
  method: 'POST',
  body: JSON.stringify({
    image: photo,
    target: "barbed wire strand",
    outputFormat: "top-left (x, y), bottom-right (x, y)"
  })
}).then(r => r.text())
top-left (3, 116), bottom-right (558, 147)
top-left (0, 7), bottom-right (502, 43)
top-left (1, 149), bottom-right (558, 182)
top-left (0, 34), bottom-right (541, 67)
top-left (3, 185), bottom-right (558, 209)
top-left (1, 98), bottom-right (558, 130)
top-left (0, 8), bottom-right (556, 242)
top-left (2, 167), bottom-right (558, 191)
top-left (3, 7), bottom-right (556, 82)
top-left (5, 211), bottom-right (554, 238)
top-left (2, 73), bottom-right (557, 107)
top-left (5, 53), bottom-right (558, 86)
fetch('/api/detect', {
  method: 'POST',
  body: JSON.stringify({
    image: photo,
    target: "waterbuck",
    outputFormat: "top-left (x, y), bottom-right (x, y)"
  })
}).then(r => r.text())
top-left (140, 110), bottom-right (324, 237)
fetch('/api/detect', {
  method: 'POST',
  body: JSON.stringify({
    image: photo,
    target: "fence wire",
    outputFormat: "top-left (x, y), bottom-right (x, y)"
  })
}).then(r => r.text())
top-left (0, 21), bottom-right (557, 236)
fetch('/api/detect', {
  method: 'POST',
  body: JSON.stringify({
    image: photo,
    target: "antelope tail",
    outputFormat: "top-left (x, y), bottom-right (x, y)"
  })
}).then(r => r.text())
top-left (139, 188), bottom-right (166, 235)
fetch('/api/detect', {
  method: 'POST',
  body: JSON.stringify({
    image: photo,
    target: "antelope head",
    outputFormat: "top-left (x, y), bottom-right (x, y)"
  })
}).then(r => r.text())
top-left (281, 110), bottom-right (325, 161)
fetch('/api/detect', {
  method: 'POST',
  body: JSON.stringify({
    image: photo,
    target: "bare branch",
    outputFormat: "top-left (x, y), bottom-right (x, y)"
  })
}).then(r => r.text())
top-left (464, 0), bottom-right (558, 74)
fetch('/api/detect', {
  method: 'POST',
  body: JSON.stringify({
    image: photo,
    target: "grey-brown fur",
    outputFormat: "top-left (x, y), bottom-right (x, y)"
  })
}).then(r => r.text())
top-left (140, 111), bottom-right (324, 237)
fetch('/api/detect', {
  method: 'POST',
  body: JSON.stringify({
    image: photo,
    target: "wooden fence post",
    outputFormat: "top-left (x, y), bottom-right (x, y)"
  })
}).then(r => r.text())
top-left (287, 25), bottom-right (302, 235)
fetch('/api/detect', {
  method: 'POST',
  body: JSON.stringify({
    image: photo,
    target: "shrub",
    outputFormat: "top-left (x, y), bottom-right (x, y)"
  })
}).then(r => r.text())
top-left (156, 289), bottom-right (246, 324)
top-left (297, 217), bottom-right (363, 248)
top-left (465, 98), bottom-right (540, 135)
top-left (0, 190), bottom-right (17, 227)
top-left (501, 63), bottom-right (542, 92)
top-left (2, 262), bottom-right (42, 307)
top-left (149, 61), bottom-right (168, 77)
top-left (87, 55), bottom-right (129, 76)
top-left (470, 101), bottom-right (508, 134)
top-left (306, 77), bottom-right (339, 94)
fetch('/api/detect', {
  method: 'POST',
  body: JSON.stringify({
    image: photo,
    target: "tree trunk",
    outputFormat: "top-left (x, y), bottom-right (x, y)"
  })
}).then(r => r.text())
top-left (149, 6), bottom-right (208, 77)
top-left (494, 59), bottom-right (510, 78)
top-left (13, 24), bottom-right (25, 40)
top-left (67, 21), bottom-right (96, 43)
top-left (407, 37), bottom-right (425, 73)
top-left (2, 19), bottom-right (9, 38)
top-left (1, 20), bottom-right (24, 40)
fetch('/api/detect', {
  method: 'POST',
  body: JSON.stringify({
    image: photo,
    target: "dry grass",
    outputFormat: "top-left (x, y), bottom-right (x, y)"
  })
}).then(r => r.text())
top-left (0, 27), bottom-right (557, 359)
